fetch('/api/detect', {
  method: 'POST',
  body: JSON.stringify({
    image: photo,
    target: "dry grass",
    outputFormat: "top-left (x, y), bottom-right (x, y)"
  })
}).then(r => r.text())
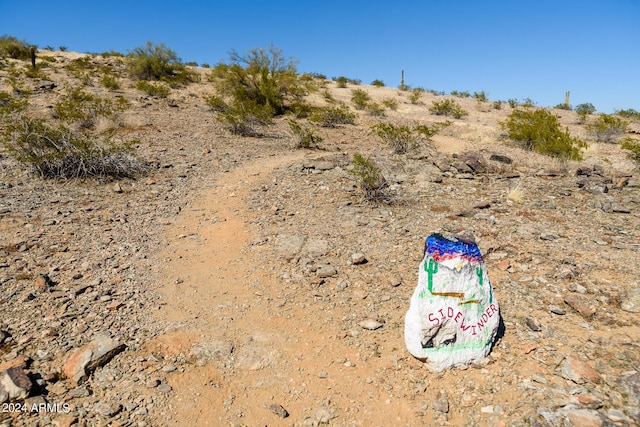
top-left (507, 181), bottom-right (525, 203)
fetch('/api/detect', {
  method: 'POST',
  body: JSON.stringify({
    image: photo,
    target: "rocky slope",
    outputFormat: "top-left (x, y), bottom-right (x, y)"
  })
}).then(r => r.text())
top-left (0, 51), bottom-right (639, 426)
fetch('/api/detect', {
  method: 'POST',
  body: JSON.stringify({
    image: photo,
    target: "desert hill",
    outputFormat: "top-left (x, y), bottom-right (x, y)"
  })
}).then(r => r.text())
top-left (0, 49), bottom-right (639, 426)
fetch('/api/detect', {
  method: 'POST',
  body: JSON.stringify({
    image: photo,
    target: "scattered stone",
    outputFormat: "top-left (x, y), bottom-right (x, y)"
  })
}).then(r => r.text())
top-left (0, 330), bottom-right (10, 345)
top-left (489, 154), bottom-right (512, 164)
top-left (565, 408), bottom-right (602, 427)
top-left (146, 379), bottom-right (160, 388)
top-left (274, 233), bottom-right (306, 259)
top-left (317, 371), bottom-right (328, 379)
top-left (359, 319), bottom-right (383, 330)
top-left (561, 355), bottom-right (602, 384)
top-left (351, 253), bottom-right (366, 265)
top-left (0, 366), bottom-right (33, 402)
top-left (35, 273), bottom-right (52, 288)
top-left (316, 265), bottom-right (337, 278)
top-left (268, 402), bottom-right (289, 418)
top-left (113, 183), bottom-right (123, 193)
top-left (62, 332), bottom-right (126, 385)
top-left (94, 402), bottom-right (122, 417)
top-left (188, 340), bottom-right (234, 366)
top-left (432, 391), bottom-right (449, 413)
top-left (549, 305), bottom-right (566, 315)
top-left (525, 316), bottom-right (542, 332)
top-left (606, 409), bottom-right (633, 423)
top-left (563, 294), bottom-right (597, 318)
top-left (157, 382), bottom-right (172, 392)
top-left (52, 415), bottom-right (78, 427)
top-left (620, 287), bottom-right (640, 313)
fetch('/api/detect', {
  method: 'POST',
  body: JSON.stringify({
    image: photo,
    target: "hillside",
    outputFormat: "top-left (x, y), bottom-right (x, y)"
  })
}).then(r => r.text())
top-left (1, 50), bottom-right (639, 427)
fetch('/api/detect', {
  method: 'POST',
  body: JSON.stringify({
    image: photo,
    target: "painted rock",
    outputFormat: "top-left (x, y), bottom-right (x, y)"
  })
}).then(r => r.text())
top-left (405, 233), bottom-right (500, 371)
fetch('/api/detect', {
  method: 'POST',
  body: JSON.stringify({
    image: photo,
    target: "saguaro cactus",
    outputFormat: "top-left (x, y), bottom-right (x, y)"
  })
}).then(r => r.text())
top-left (564, 91), bottom-right (570, 109)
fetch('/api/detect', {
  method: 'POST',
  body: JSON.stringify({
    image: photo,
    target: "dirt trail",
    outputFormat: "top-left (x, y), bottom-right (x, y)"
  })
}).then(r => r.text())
top-left (146, 153), bottom-right (416, 426)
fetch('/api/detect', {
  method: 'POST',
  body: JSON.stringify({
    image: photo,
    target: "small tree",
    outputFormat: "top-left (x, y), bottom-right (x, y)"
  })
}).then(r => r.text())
top-left (500, 108), bottom-right (587, 160)
top-left (128, 41), bottom-right (194, 85)
top-left (575, 103), bottom-right (596, 124)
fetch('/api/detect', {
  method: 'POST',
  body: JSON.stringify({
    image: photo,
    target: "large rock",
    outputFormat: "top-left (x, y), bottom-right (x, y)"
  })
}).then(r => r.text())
top-left (62, 332), bottom-right (126, 385)
top-left (0, 366), bottom-right (33, 403)
top-left (405, 233), bottom-right (500, 371)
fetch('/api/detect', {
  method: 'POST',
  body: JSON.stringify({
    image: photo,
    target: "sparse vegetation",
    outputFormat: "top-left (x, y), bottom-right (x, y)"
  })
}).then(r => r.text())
top-left (351, 88), bottom-right (371, 110)
top-left (473, 91), bottom-right (488, 102)
top-left (135, 80), bottom-right (171, 98)
top-left (204, 94), bottom-right (228, 112)
top-left (100, 75), bottom-right (120, 90)
top-left (429, 99), bottom-right (468, 119)
top-left (0, 35), bottom-right (34, 60)
top-left (575, 103), bottom-right (596, 124)
top-left (450, 90), bottom-right (470, 98)
top-left (521, 97), bottom-right (535, 107)
top-left (310, 104), bottom-right (356, 128)
top-left (370, 121), bottom-right (449, 154)
top-left (382, 98), bottom-right (398, 110)
top-left (616, 108), bottom-right (640, 120)
top-left (128, 41), bottom-right (195, 86)
top-left (334, 76), bottom-right (348, 88)
top-left (500, 108), bottom-right (587, 160)
top-left (408, 88), bottom-right (424, 104)
top-left (587, 114), bottom-right (628, 143)
top-left (371, 79), bottom-right (385, 87)
top-left (209, 45), bottom-right (309, 135)
top-left (53, 86), bottom-right (129, 129)
top-left (507, 98), bottom-right (518, 108)
top-left (493, 100), bottom-right (503, 110)
top-left (1, 115), bottom-right (145, 179)
top-left (288, 119), bottom-right (323, 149)
top-left (620, 137), bottom-right (640, 165)
top-left (349, 153), bottom-right (389, 203)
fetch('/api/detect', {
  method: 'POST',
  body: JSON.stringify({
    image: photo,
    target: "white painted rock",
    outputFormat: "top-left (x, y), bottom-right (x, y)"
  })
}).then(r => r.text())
top-left (405, 233), bottom-right (500, 371)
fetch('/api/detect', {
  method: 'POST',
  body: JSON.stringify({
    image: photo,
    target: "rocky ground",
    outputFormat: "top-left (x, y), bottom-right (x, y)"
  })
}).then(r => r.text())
top-left (1, 51), bottom-right (639, 426)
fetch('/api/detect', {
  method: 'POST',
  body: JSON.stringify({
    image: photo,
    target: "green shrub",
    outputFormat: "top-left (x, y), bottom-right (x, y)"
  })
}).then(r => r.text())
top-left (587, 114), bottom-right (628, 143)
top-left (620, 137), bottom-right (640, 165)
top-left (210, 45), bottom-right (307, 119)
top-left (288, 119), bottom-right (323, 149)
top-left (309, 104), bottom-right (356, 128)
top-left (100, 50), bottom-right (125, 58)
top-left (367, 102), bottom-right (385, 117)
top-left (1, 115), bottom-right (145, 179)
top-left (349, 153), bottom-right (389, 202)
top-left (429, 99), bottom-right (468, 119)
top-left (370, 121), bottom-right (449, 154)
top-left (100, 75), bottom-right (120, 90)
top-left (408, 88), bottom-right (424, 105)
top-left (135, 80), bottom-right (171, 98)
top-left (322, 89), bottom-right (336, 103)
top-left (0, 91), bottom-right (28, 116)
top-left (128, 41), bottom-right (195, 85)
top-left (382, 98), bottom-right (398, 110)
top-left (554, 103), bottom-right (572, 110)
top-left (507, 98), bottom-right (518, 108)
top-left (53, 87), bottom-right (129, 129)
top-left (351, 88), bottom-right (371, 110)
top-left (616, 108), bottom-right (640, 120)
top-left (450, 90), bottom-right (470, 98)
top-left (334, 76), bottom-right (348, 88)
top-left (217, 99), bottom-right (273, 136)
top-left (521, 97), bottom-right (535, 107)
top-left (371, 79), bottom-right (385, 87)
top-left (473, 91), bottom-right (488, 102)
top-left (500, 108), bottom-right (587, 160)
top-left (204, 94), bottom-right (228, 112)
top-left (0, 35), bottom-right (33, 60)
top-left (493, 100), bottom-right (503, 110)
top-left (575, 103), bottom-right (596, 124)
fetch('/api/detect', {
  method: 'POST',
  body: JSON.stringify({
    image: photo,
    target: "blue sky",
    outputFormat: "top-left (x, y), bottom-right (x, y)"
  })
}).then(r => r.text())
top-left (1, 0), bottom-right (639, 113)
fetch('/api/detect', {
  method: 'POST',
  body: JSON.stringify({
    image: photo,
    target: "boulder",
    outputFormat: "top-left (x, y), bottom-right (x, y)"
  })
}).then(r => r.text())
top-left (0, 366), bottom-right (33, 402)
top-left (405, 233), bottom-right (501, 371)
top-left (62, 332), bottom-right (126, 385)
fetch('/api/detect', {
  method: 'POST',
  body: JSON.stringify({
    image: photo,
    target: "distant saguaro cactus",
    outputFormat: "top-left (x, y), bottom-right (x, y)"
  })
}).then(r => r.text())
top-left (564, 91), bottom-right (570, 109)
top-left (30, 46), bottom-right (36, 68)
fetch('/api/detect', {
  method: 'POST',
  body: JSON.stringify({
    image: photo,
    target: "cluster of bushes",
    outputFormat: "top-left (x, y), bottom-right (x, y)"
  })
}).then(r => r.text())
top-left (350, 88), bottom-right (385, 116)
top-left (127, 41), bottom-right (197, 86)
top-left (429, 99), bottom-right (468, 119)
top-left (369, 121), bottom-right (451, 154)
top-left (586, 114), bottom-right (628, 143)
top-left (500, 108), bottom-right (587, 160)
top-left (349, 153), bottom-right (389, 203)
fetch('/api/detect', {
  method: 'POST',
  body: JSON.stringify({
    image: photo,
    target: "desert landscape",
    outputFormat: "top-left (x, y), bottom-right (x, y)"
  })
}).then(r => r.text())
top-left (1, 47), bottom-right (639, 427)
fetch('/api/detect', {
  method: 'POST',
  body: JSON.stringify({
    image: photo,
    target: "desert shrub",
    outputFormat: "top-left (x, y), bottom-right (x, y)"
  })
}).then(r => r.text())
top-left (587, 114), bottom-right (628, 143)
top-left (554, 103), bottom-right (572, 110)
top-left (288, 119), bottom-right (323, 149)
top-left (371, 79), bottom-right (385, 87)
top-left (521, 97), bottom-right (535, 107)
top-left (322, 89), bottom-right (336, 103)
top-left (185, 61), bottom-right (198, 67)
top-left (0, 91), bottom-right (28, 116)
top-left (493, 100), bottom-right (503, 110)
top-left (450, 90), bottom-right (470, 98)
top-left (351, 88), bottom-right (371, 110)
top-left (473, 91), bottom-right (488, 102)
top-left (0, 35), bottom-right (33, 60)
top-left (201, 63), bottom-right (211, 68)
top-left (128, 41), bottom-right (194, 85)
top-left (100, 75), bottom-right (119, 90)
top-left (367, 102), bottom-right (385, 117)
top-left (620, 137), bottom-right (640, 165)
top-left (210, 45), bottom-right (307, 120)
top-left (616, 108), bottom-right (640, 120)
top-left (500, 108), bottom-right (587, 160)
top-left (334, 76), bottom-right (348, 88)
top-left (310, 104), bottom-right (356, 127)
top-left (349, 153), bottom-right (389, 203)
top-left (1, 115), bottom-right (145, 179)
top-left (100, 50), bottom-right (125, 58)
top-left (408, 88), bottom-right (424, 105)
top-left (429, 98), bottom-right (468, 119)
top-left (370, 121), bottom-right (449, 154)
top-left (204, 94), bottom-right (228, 112)
top-left (507, 98), bottom-right (518, 108)
top-left (217, 99), bottom-right (273, 136)
top-left (382, 98), bottom-right (398, 110)
top-left (575, 103), bottom-right (596, 124)
top-left (53, 87), bottom-right (129, 129)
top-left (135, 80), bottom-right (170, 98)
